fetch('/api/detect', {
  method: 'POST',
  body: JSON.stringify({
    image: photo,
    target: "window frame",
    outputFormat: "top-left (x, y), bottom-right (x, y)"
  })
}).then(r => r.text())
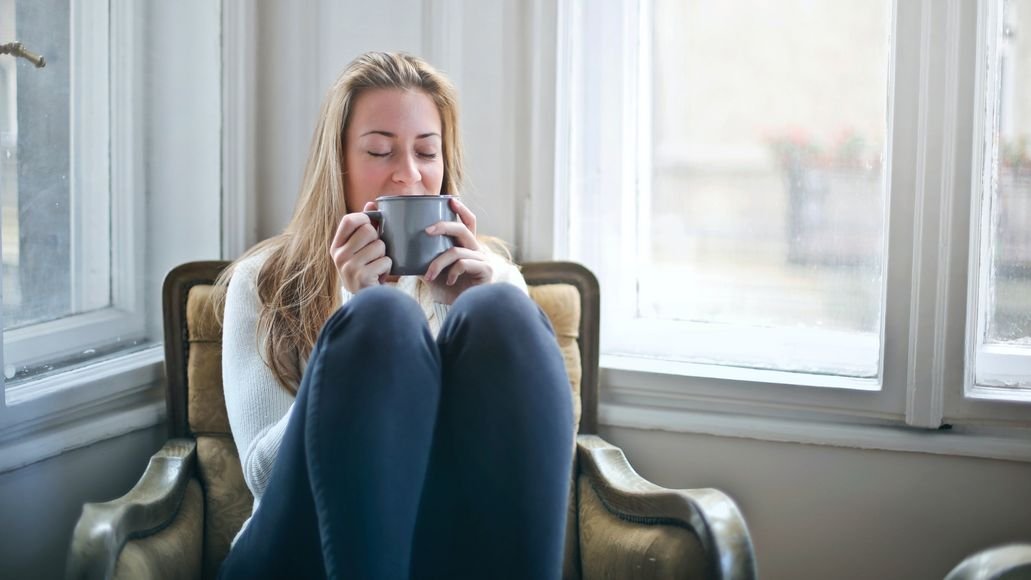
top-left (550, 0), bottom-right (1031, 438)
top-left (965, 0), bottom-right (1031, 404)
top-left (2, 0), bottom-right (147, 380)
top-left (0, 0), bottom-right (238, 474)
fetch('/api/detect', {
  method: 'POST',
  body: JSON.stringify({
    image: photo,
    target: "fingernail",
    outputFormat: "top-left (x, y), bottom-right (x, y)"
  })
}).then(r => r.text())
top-left (425, 225), bottom-right (437, 234)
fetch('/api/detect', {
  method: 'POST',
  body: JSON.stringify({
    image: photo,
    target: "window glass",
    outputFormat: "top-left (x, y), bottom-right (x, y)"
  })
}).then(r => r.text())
top-left (645, 0), bottom-right (891, 376)
top-left (1, 0), bottom-right (77, 329)
top-left (988, 0), bottom-right (1031, 346)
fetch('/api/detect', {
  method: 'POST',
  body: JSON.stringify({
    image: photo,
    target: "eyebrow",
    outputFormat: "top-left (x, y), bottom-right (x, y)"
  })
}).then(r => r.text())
top-left (360, 130), bottom-right (441, 140)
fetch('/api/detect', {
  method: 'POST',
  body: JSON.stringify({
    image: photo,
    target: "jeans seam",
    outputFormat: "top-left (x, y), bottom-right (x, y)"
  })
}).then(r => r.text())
top-left (305, 336), bottom-right (338, 578)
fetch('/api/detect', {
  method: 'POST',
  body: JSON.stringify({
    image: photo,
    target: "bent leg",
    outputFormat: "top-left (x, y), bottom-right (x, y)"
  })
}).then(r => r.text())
top-left (220, 286), bottom-right (440, 580)
top-left (412, 284), bottom-right (574, 579)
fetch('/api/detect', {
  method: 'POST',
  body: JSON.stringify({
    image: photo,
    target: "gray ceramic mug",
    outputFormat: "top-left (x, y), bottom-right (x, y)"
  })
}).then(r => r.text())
top-left (363, 195), bottom-right (458, 276)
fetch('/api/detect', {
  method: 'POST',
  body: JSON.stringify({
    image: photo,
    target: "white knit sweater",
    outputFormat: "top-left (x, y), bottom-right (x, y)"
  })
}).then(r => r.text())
top-left (222, 249), bottom-right (528, 544)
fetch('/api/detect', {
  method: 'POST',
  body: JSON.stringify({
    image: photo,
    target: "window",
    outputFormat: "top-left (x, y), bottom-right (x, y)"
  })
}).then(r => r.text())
top-left (1, 0), bottom-right (135, 386)
top-left (0, 0), bottom-right (223, 453)
top-left (970, 0), bottom-right (1031, 396)
top-left (557, 0), bottom-right (1031, 430)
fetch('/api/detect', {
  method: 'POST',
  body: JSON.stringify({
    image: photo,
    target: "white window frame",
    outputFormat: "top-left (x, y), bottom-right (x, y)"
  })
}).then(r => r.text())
top-left (0, 0), bottom-right (240, 474)
top-left (546, 0), bottom-right (1031, 454)
top-left (2, 0), bottom-right (148, 388)
top-left (964, 0), bottom-right (1031, 404)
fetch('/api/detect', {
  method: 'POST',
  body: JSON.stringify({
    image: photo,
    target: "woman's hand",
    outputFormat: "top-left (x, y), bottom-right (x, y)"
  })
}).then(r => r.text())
top-left (423, 197), bottom-right (493, 304)
top-left (330, 201), bottom-right (392, 294)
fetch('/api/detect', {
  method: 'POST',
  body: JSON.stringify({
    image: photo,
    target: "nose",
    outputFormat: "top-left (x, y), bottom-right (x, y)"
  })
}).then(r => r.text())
top-left (391, 152), bottom-right (422, 188)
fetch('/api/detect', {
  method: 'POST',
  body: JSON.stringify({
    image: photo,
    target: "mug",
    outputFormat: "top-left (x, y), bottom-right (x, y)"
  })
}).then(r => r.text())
top-left (363, 195), bottom-right (458, 276)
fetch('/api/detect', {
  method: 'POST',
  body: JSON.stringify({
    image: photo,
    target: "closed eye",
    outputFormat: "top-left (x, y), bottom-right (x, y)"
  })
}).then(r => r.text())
top-left (367, 151), bottom-right (390, 158)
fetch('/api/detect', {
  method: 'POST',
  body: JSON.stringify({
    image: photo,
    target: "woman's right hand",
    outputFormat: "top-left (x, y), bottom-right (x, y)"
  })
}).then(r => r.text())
top-left (330, 201), bottom-right (392, 294)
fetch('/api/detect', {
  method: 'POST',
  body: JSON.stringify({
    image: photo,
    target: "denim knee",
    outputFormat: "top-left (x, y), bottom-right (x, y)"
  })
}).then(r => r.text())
top-left (320, 285), bottom-right (426, 342)
top-left (443, 283), bottom-right (554, 345)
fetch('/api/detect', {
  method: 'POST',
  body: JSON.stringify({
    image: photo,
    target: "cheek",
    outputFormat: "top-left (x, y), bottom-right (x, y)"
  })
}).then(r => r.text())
top-left (427, 161), bottom-right (446, 193)
top-left (344, 156), bottom-right (386, 210)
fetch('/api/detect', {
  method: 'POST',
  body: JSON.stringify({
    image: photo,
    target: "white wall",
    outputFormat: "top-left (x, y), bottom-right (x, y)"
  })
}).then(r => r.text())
top-left (253, 0), bottom-right (521, 252)
top-left (604, 426), bottom-right (1031, 580)
top-left (0, 427), bottom-right (165, 579)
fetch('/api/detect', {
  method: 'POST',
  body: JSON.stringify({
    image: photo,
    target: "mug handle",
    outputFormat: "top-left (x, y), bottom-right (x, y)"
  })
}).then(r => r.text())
top-left (363, 210), bottom-right (383, 234)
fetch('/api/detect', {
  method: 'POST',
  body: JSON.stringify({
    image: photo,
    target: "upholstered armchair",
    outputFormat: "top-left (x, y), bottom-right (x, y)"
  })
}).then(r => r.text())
top-left (67, 260), bottom-right (757, 580)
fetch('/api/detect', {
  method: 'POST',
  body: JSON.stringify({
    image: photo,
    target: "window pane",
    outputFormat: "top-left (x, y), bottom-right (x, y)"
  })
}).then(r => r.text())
top-left (988, 0), bottom-right (1031, 346)
top-left (647, 0), bottom-right (890, 376)
top-left (2, 0), bottom-right (75, 329)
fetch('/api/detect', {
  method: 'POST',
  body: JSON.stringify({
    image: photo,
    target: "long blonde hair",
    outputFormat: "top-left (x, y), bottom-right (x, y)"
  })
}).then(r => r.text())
top-left (215, 52), bottom-right (465, 393)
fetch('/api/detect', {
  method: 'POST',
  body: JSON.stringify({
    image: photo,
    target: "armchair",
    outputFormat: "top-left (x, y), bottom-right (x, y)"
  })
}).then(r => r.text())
top-left (67, 260), bottom-right (757, 579)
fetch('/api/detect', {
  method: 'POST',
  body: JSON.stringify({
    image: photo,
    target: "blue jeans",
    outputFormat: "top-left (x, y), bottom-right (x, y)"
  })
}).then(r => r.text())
top-left (219, 284), bottom-right (574, 579)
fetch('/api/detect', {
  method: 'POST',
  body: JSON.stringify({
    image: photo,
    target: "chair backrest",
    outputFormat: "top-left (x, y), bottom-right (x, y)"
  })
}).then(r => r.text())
top-left (161, 260), bottom-right (600, 440)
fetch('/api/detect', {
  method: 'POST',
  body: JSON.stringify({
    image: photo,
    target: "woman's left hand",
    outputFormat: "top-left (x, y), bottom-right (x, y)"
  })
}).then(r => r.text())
top-left (423, 197), bottom-right (493, 304)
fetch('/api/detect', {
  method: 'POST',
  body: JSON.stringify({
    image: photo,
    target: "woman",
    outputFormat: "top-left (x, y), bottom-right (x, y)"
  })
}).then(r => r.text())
top-left (216, 52), bottom-right (573, 579)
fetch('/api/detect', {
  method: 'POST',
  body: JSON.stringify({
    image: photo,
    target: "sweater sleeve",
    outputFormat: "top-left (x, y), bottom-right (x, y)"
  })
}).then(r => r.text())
top-left (488, 249), bottom-right (529, 295)
top-left (222, 255), bottom-right (296, 501)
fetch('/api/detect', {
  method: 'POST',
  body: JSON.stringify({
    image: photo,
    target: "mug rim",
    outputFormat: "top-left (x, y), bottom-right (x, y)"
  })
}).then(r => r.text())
top-left (375, 194), bottom-right (456, 202)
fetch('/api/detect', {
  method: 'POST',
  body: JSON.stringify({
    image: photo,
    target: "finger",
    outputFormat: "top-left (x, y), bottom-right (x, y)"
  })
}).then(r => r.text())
top-left (332, 224), bottom-right (381, 269)
top-left (350, 236), bottom-right (387, 266)
top-left (425, 220), bottom-right (479, 250)
top-left (330, 212), bottom-right (371, 254)
top-left (367, 255), bottom-right (392, 279)
top-left (353, 254), bottom-right (391, 288)
top-left (353, 254), bottom-right (391, 289)
top-left (448, 258), bottom-right (493, 286)
top-left (424, 247), bottom-right (484, 281)
top-left (450, 197), bottom-right (477, 235)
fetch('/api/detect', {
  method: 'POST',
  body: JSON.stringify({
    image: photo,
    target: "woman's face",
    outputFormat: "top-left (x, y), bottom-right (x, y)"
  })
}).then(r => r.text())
top-left (343, 88), bottom-right (445, 212)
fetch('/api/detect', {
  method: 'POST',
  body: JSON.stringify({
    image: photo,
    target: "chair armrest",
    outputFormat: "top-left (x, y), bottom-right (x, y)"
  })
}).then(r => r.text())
top-left (66, 439), bottom-right (197, 580)
top-left (945, 543), bottom-right (1031, 580)
top-left (577, 434), bottom-right (757, 580)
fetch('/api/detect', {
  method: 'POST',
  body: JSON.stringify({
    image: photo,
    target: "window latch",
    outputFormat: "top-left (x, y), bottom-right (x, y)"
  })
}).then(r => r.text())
top-left (0, 42), bottom-right (46, 68)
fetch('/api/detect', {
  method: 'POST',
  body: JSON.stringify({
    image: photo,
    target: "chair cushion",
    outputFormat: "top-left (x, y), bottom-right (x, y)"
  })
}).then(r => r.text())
top-left (113, 478), bottom-right (204, 580)
top-left (577, 475), bottom-right (708, 580)
top-left (195, 435), bottom-right (253, 579)
top-left (187, 285), bottom-right (231, 435)
top-left (528, 283), bottom-right (583, 432)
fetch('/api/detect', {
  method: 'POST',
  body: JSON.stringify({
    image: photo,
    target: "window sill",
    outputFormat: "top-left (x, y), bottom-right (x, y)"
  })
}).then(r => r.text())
top-left (0, 346), bottom-right (166, 474)
top-left (603, 353), bottom-right (881, 391)
top-left (601, 402), bottom-right (1031, 463)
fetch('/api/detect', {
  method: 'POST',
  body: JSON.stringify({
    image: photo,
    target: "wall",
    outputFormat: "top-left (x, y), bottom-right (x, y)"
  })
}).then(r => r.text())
top-left (253, 0), bottom-right (520, 253)
top-left (604, 426), bottom-right (1031, 580)
top-left (0, 426), bottom-right (165, 579)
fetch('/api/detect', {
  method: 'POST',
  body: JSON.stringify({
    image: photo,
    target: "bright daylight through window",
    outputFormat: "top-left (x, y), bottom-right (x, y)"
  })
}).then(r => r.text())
top-left (973, 0), bottom-right (1031, 391)
top-left (563, 0), bottom-right (891, 382)
top-left (559, 0), bottom-right (1031, 413)
top-left (0, 0), bottom-right (221, 407)
top-left (0, 0), bottom-right (140, 388)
